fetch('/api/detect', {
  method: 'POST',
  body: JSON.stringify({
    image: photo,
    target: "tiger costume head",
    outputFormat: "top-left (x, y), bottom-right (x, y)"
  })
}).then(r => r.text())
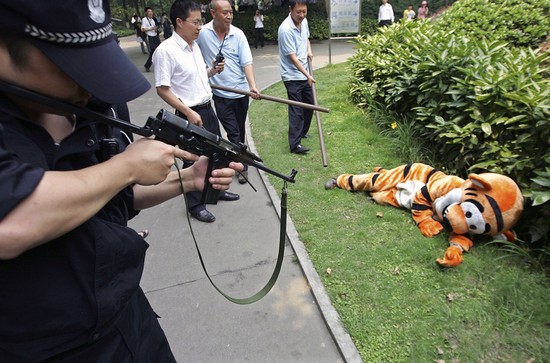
top-left (433, 173), bottom-right (524, 240)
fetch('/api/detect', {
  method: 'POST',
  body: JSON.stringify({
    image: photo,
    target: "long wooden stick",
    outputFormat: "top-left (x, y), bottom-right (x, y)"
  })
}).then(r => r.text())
top-left (210, 83), bottom-right (330, 113)
top-left (308, 59), bottom-right (328, 167)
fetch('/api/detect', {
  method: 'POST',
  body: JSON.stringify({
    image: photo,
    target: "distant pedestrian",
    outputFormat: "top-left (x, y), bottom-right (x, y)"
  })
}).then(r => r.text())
top-left (403, 4), bottom-right (415, 21)
top-left (142, 7), bottom-right (161, 72)
top-left (378, 0), bottom-right (394, 26)
top-left (254, 10), bottom-right (265, 49)
top-left (201, 2), bottom-right (209, 22)
top-left (417, 0), bottom-right (429, 19)
top-left (133, 14), bottom-right (148, 54)
top-left (161, 12), bottom-right (173, 39)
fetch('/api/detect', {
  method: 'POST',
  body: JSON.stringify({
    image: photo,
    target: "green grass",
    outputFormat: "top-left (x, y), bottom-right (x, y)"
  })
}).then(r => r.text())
top-left (249, 62), bottom-right (550, 362)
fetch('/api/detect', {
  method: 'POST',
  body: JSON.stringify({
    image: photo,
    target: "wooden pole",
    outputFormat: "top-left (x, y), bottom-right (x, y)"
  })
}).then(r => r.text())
top-left (210, 84), bottom-right (330, 113)
top-left (307, 59), bottom-right (328, 167)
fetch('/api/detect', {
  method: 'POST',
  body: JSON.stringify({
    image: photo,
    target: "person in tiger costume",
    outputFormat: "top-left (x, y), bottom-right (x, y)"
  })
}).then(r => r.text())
top-left (325, 163), bottom-right (524, 267)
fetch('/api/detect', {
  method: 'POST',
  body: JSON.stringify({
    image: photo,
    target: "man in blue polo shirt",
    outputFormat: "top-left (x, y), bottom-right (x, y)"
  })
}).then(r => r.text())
top-left (278, 0), bottom-right (315, 154)
top-left (197, 0), bottom-right (260, 184)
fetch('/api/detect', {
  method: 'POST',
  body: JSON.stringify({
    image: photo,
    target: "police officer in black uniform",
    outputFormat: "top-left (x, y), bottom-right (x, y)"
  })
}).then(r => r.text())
top-left (0, 0), bottom-right (242, 361)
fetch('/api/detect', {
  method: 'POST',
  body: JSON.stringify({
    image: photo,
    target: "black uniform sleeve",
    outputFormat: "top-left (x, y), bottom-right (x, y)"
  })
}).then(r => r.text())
top-left (0, 124), bottom-right (45, 220)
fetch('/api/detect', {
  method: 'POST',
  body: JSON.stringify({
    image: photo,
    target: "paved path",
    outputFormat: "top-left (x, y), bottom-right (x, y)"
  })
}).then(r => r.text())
top-left (120, 35), bottom-right (362, 363)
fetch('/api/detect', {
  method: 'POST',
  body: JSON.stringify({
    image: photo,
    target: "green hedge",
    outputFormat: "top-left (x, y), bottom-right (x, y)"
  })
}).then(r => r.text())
top-left (349, 1), bottom-right (550, 248)
top-left (362, 0), bottom-right (458, 21)
top-left (436, 0), bottom-right (550, 48)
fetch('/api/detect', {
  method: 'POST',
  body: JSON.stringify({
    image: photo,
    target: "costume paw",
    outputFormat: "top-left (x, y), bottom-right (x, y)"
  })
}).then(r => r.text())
top-left (325, 178), bottom-right (338, 190)
top-left (436, 246), bottom-right (463, 267)
top-left (418, 219), bottom-right (444, 238)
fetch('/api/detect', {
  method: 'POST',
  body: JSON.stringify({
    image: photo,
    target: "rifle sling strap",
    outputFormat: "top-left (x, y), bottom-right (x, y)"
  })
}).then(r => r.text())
top-left (180, 176), bottom-right (289, 305)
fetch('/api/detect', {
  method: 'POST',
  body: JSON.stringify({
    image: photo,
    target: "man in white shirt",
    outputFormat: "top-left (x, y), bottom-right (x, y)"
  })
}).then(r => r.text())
top-left (378, 0), bottom-right (394, 26)
top-left (153, 0), bottom-right (240, 223)
top-left (142, 7), bottom-right (161, 71)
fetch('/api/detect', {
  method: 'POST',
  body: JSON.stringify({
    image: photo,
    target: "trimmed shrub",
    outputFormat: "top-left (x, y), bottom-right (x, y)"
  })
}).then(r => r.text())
top-left (436, 0), bottom-right (550, 48)
top-left (349, 1), bottom-right (550, 249)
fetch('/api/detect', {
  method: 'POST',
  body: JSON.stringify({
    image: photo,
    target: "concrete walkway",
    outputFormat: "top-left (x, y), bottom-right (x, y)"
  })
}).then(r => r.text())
top-left (121, 35), bottom-right (362, 363)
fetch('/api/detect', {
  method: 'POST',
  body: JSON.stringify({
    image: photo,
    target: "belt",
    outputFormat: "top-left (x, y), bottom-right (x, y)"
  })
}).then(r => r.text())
top-left (190, 101), bottom-right (211, 111)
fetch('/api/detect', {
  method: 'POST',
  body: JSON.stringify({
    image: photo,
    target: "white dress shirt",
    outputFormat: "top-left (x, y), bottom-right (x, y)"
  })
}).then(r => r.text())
top-left (141, 16), bottom-right (158, 37)
top-left (153, 32), bottom-right (212, 107)
top-left (378, 3), bottom-right (395, 22)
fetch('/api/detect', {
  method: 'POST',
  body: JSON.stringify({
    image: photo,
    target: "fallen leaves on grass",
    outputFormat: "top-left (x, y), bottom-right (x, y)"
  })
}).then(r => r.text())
top-left (446, 334), bottom-right (459, 350)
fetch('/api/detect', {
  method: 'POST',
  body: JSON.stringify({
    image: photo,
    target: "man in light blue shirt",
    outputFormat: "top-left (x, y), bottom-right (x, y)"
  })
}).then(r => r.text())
top-left (197, 0), bottom-right (259, 184)
top-left (278, 0), bottom-right (315, 154)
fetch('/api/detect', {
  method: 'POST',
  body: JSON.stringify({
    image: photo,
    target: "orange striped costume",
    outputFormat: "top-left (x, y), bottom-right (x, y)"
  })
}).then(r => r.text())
top-left (326, 163), bottom-right (524, 267)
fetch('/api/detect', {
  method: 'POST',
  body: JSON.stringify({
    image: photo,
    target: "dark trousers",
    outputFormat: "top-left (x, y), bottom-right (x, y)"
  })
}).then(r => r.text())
top-left (378, 19), bottom-right (393, 27)
top-left (42, 289), bottom-right (175, 363)
top-left (254, 28), bottom-right (264, 48)
top-left (144, 35), bottom-right (161, 70)
top-left (176, 103), bottom-right (221, 211)
top-left (213, 94), bottom-right (249, 170)
top-left (213, 94), bottom-right (249, 145)
top-left (283, 80), bottom-right (314, 150)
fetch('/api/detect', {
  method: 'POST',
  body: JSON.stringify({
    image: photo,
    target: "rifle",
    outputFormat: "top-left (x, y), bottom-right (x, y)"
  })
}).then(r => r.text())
top-left (145, 109), bottom-right (297, 204)
top-left (0, 80), bottom-right (297, 206)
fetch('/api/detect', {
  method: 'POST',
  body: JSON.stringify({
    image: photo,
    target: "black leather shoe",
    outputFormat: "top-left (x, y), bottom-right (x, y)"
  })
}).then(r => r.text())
top-left (291, 144), bottom-right (310, 154)
top-left (190, 208), bottom-right (216, 223)
top-left (219, 191), bottom-right (240, 201)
